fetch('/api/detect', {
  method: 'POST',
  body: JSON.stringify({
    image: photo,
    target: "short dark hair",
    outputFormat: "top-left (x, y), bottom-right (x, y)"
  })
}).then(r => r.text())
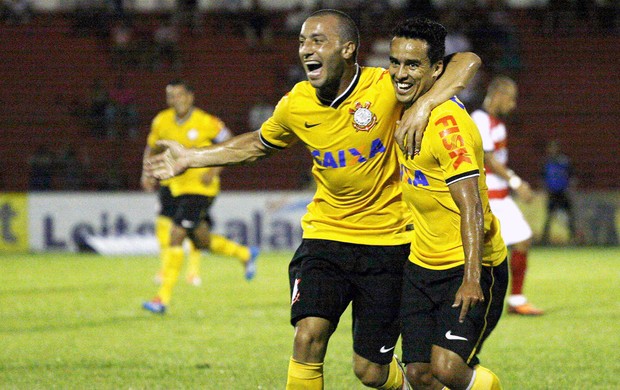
top-left (167, 79), bottom-right (194, 93)
top-left (392, 18), bottom-right (446, 65)
top-left (309, 9), bottom-right (360, 58)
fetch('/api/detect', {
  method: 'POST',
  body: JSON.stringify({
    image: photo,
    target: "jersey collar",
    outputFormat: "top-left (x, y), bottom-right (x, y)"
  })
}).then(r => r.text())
top-left (318, 64), bottom-right (360, 109)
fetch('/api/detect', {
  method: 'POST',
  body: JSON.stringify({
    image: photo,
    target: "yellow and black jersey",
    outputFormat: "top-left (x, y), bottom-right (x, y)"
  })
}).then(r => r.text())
top-left (259, 66), bottom-right (412, 246)
top-left (148, 107), bottom-right (229, 197)
top-left (398, 97), bottom-right (506, 269)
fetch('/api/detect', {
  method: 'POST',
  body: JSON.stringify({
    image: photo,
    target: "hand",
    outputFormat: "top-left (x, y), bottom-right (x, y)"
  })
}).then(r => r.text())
top-left (515, 181), bottom-right (534, 203)
top-left (140, 173), bottom-right (158, 192)
top-left (452, 280), bottom-right (484, 323)
top-left (395, 101), bottom-right (432, 158)
top-left (201, 169), bottom-right (217, 185)
top-left (146, 140), bottom-right (189, 180)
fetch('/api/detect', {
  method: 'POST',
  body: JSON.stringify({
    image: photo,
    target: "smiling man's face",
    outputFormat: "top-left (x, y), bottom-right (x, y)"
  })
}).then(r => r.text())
top-left (389, 37), bottom-right (443, 107)
top-left (298, 15), bottom-right (349, 93)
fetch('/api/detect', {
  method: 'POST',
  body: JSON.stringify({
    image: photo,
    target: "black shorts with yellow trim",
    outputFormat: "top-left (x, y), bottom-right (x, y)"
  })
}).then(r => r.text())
top-left (289, 239), bottom-right (409, 365)
top-left (400, 258), bottom-right (508, 367)
top-left (158, 186), bottom-right (177, 219)
top-left (172, 195), bottom-right (215, 229)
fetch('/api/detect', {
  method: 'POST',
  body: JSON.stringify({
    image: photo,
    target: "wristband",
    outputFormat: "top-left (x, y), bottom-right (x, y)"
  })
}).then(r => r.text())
top-left (509, 175), bottom-right (523, 190)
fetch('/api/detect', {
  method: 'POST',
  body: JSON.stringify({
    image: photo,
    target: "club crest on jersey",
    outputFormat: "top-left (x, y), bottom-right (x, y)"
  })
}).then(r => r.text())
top-left (349, 101), bottom-right (377, 132)
top-left (186, 128), bottom-right (199, 141)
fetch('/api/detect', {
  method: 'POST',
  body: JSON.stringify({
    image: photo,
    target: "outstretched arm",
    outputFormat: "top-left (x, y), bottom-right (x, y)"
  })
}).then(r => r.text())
top-left (146, 130), bottom-right (275, 180)
top-left (484, 151), bottom-right (534, 202)
top-left (449, 176), bottom-right (485, 323)
top-left (140, 145), bottom-right (158, 191)
top-left (397, 52), bottom-right (481, 158)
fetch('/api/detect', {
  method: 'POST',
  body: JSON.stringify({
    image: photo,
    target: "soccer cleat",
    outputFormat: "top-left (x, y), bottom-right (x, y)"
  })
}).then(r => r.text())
top-left (507, 302), bottom-right (544, 316)
top-left (244, 246), bottom-right (260, 281)
top-left (186, 274), bottom-right (202, 287)
top-left (394, 355), bottom-right (412, 390)
top-left (142, 297), bottom-right (166, 314)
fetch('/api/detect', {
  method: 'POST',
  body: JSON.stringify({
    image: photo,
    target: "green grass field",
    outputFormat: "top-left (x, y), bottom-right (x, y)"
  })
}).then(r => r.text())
top-left (1, 247), bottom-right (618, 389)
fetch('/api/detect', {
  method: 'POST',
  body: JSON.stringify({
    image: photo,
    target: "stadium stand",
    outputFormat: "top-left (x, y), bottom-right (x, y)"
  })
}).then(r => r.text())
top-left (0, 9), bottom-right (618, 191)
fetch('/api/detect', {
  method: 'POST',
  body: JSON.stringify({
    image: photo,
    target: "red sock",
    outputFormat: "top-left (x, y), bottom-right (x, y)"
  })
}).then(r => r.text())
top-left (510, 250), bottom-right (528, 295)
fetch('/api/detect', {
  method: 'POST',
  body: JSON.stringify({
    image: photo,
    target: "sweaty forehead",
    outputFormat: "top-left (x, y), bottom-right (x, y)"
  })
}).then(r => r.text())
top-left (391, 38), bottom-right (429, 60)
top-left (301, 15), bottom-right (340, 38)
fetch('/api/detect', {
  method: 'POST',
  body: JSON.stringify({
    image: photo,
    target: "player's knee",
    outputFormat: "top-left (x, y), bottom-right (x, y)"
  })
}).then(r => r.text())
top-left (352, 358), bottom-right (385, 387)
top-left (406, 362), bottom-right (435, 388)
top-left (293, 320), bottom-right (331, 358)
top-left (431, 357), bottom-right (470, 389)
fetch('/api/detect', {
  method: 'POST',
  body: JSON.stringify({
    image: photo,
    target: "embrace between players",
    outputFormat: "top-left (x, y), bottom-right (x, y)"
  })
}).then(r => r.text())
top-left (145, 9), bottom-right (507, 390)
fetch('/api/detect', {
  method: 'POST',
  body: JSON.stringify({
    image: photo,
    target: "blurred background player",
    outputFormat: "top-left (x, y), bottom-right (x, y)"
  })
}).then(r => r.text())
top-left (141, 79), bottom-right (259, 314)
top-left (540, 139), bottom-right (577, 245)
top-left (472, 76), bottom-right (543, 316)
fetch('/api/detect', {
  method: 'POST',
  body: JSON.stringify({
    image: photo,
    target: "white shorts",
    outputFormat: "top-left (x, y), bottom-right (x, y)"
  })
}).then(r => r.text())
top-left (489, 196), bottom-right (533, 246)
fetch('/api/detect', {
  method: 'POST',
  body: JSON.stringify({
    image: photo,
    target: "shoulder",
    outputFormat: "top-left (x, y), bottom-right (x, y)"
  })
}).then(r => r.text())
top-left (430, 98), bottom-right (472, 125)
top-left (360, 66), bottom-right (392, 86)
top-left (194, 108), bottom-right (225, 125)
top-left (153, 108), bottom-right (173, 124)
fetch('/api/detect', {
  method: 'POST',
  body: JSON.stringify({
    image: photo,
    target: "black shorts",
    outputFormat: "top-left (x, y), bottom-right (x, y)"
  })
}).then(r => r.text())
top-left (158, 186), bottom-right (177, 218)
top-left (172, 195), bottom-right (215, 229)
top-left (401, 259), bottom-right (508, 367)
top-left (289, 239), bottom-right (409, 365)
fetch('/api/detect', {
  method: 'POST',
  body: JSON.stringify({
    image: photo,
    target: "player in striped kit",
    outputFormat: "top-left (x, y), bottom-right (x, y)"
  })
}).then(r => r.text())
top-left (471, 76), bottom-right (544, 316)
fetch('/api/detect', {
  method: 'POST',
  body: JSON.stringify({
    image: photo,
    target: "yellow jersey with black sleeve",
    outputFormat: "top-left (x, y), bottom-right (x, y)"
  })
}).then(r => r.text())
top-left (148, 107), bottom-right (229, 197)
top-left (259, 66), bottom-right (412, 246)
top-left (397, 97), bottom-right (507, 269)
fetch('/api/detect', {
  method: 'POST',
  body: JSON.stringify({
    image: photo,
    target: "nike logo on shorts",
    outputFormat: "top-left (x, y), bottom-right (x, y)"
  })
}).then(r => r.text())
top-left (445, 331), bottom-right (468, 341)
top-left (379, 345), bottom-right (395, 353)
top-left (304, 122), bottom-right (321, 128)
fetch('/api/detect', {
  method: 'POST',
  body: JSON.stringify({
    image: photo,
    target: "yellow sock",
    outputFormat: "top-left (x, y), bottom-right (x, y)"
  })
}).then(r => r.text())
top-left (157, 246), bottom-right (184, 305)
top-left (155, 216), bottom-right (172, 277)
top-left (286, 357), bottom-right (323, 390)
top-left (155, 216), bottom-right (172, 250)
top-left (377, 356), bottom-right (405, 390)
top-left (186, 239), bottom-right (201, 277)
top-left (471, 365), bottom-right (502, 390)
top-left (210, 234), bottom-right (251, 263)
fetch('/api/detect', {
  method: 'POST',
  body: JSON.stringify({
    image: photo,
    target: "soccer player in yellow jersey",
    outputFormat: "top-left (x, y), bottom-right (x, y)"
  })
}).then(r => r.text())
top-left (390, 18), bottom-right (508, 389)
top-left (146, 10), bottom-right (480, 389)
top-left (141, 79), bottom-right (259, 314)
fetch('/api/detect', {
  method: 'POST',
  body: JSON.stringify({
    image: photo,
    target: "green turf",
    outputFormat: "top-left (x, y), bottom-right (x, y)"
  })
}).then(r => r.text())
top-left (0, 247), bottom-right (618, 389)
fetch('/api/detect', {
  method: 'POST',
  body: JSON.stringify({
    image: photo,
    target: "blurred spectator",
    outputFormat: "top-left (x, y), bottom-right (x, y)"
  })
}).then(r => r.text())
top-left (248, 95), bottom-right (274, 130)
top-left (540, 140), bottom-right (578, 245)
top-left (175, 0), bottom-right (202, 33)
top-left (243, 0), bottom-right (273, 48)
top-left (359, 0), bottom-right (391, 34)
top-left (486, 0), bottom-right (522, 73)
top-left (441, 9), bottom-right (472, 55)
top-left (286, 64), bottom-right (305, 90)
top-left (284, 2), bottom-right (313, 35)
top-left (110, 19), bottom-right (136, 70)
top-left (28, 145), bottom-right (55, 191)
top-left (152, 16), bottom-right (181, 70)
top-left (1, 0), bottom-right (32, 25)
top-left (404, 0), bottom-right (438, 21)
top-left (364, 39), bottom-right (390, 68)
top-left (72, 1), bottom-right (108, 38)
top-left (55, 146), bottom-right (86, 191)
top-left (98, 160), bottom-right (129, 190)
top-left (596, 0), bottom-right (618, 35)
top-left (109, 0), bottom-right (126, 21)
top-left (109, 76), bottom-right (139, 138)
top-left (86, 78), bottom-right (115, 138)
